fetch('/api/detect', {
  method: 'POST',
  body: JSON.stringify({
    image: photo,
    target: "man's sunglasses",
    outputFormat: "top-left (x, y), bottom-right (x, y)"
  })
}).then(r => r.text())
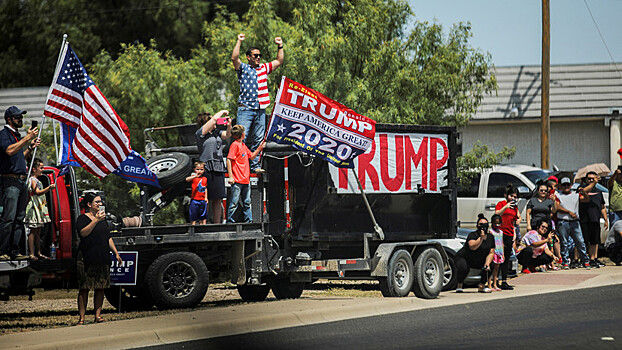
top-left (251, 53), bottom-right (262, 58)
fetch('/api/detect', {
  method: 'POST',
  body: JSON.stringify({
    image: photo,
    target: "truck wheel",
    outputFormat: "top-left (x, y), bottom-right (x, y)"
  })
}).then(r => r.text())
top-left (271, 279), bottom-right (305, 299)
top-left (237, 284), bottom-right (271, 302)
top-left (442, 255), bottom-right (458, 291)
top-left (146, 152), bottom-right (191, 188)
top-left (146, 252), bottom-right (209, 309)
top-left (378, 249), bottom-right (414, 297)
top-left (412, 248), bottom-right (443, 299)
top-left (104, 286), bottom-right (154, 311)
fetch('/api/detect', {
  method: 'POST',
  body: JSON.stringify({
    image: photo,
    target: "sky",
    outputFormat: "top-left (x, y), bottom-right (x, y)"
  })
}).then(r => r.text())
top-left (408, 0), bottom-right (622, 67)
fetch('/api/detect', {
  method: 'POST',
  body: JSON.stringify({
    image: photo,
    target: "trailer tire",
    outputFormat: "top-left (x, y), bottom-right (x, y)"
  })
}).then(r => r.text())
top-left (271, 279), bottom-right (305, 299)
top-left (104, 286), bottom-right (154, 311)
top-left (146, 252), bottom-right (209, 309)
top-left (378, 249), bottom-right (414, 297)
top-left (442, 255), bottom-right (458, 291)
top-left (237, 284), bottom-right (271, 302)
top-left (412, 248), bottom-right (443, 299)
top-left (146, 152), bottom-right (192, 188)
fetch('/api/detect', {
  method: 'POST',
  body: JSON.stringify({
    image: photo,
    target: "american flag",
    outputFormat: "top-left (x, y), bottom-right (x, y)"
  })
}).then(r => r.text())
top-left (44, 44), bottom-right (130, 178)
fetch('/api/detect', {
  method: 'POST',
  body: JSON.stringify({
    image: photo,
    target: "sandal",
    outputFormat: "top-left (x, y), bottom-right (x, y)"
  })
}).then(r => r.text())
top-left (95, 316), bottom-right (105, 323)
top-left (37, 253), bottom-right (50, 260)
top-left (76, 319), bottom-right (85, 326)
top-left (29, 255), bottom-right (38, 261)
top-left (478, 287), bottom-right (492, 293)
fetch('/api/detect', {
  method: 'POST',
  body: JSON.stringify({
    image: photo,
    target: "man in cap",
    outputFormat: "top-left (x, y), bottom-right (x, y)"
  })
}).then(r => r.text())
top-left (608, 167), bottom-right (622, 227)
top-left (555, 176), bottom-right (596, 269)
top-left (0, 106), bottom-right (40, 260)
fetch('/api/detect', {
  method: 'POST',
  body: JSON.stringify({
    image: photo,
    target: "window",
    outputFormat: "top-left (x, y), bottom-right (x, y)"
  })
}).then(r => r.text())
top-left (457, 173), bottom-right (480, 197)
top-left (487, 173), bottom-right (526, 198)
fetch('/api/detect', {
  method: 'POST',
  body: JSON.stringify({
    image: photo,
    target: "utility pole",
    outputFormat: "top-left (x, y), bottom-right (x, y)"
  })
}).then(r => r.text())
top-left (541, 0), bottom-right (550, 169)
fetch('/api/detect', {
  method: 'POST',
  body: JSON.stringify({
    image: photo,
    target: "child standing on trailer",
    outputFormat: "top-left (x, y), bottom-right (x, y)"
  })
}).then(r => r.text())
top-left (25, 158), bottom-right (55, 260)
top-left (186, 161), bottom-right (208, 225)
top-left (226, 125), bottom-right (265, 223)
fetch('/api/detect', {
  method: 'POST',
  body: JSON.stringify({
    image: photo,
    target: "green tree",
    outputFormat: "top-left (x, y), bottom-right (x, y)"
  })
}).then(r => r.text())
top-left (457, 141), bottom-right (516, 188)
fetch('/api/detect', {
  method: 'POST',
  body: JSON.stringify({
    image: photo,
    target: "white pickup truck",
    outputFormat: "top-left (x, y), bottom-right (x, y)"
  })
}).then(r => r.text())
top-left (457, 164), bottom-right (550, 232)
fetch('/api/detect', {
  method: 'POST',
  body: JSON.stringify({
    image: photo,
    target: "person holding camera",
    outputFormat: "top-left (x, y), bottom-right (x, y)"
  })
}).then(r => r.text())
top-left (196, 110), bottom-right (232, 224)
top-left (75, 193), bottom-right (122, 325)
top-left (454, 214), bottom-right (495, 293)
top-left (0, 106), bottom-right (41, 261)
top-left (579, 171), bottom-right (607, 268)
top-left (516, 218), bottom-right (556, 273)
top-left (494, 184), bottom-right (521, 290)
top-left (556, 176), bottom-right (595, 269)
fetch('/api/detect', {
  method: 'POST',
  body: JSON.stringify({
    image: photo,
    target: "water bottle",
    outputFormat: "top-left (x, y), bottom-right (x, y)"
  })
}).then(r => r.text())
top-left (50, 242), bottom-right (57, 260)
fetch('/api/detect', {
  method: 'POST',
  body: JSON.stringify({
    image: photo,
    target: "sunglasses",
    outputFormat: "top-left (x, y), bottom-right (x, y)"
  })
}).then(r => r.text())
top-left (11, 115), bottom-right (23, 120)
top-left (251, 53), bottom-right (262, 58)
top-left (540, 225), bottom-right (549, 229)
top-left (539, 189), bottom-right (548, 192)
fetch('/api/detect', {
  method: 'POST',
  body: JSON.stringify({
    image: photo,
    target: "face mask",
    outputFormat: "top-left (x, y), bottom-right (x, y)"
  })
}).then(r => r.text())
top-left (477, 223), bottom-right (489, 231)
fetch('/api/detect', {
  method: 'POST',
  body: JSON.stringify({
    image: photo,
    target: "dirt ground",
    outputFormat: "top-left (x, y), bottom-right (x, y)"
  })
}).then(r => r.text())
top-left (0, 280), bottom-right (381, 335)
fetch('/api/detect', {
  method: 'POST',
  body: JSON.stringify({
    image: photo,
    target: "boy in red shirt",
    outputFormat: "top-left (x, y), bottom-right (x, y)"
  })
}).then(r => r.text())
top-left (186, 161), bottom-right (208, 225)
top-left (226, 125), bottom-right (265, 223)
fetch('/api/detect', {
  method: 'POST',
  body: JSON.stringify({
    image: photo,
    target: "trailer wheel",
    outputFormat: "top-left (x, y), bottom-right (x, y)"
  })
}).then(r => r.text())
top-left (442, 255), bottom-right (458, 291)
top-left (237, 284), bottom-right (271, 302)
top-left (146, 252), bottom-right (209, 309)
top-left (104, 286), bottom-right (154, 311)
top-left (146, 152), bottom-right (191, 188)
top-left (378, 249), bottom-right (414, 297)
top-left (412, 248), bottom-right (443, 299)
top-left (271, 279), bottom-right (305, 299)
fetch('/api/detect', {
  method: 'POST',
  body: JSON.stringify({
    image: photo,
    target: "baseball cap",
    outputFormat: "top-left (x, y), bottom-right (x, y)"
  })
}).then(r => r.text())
top-left (4, 106), bottom-right (27, 119)
top-left (547, 175), bottom-right (558, 183)
top-left (560, 177), bottom-right (571, 185)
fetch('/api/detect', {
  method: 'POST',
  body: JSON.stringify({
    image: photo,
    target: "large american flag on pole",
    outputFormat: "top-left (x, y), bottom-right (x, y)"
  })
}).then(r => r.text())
top-left (44, 43), bottom-right (131, 178)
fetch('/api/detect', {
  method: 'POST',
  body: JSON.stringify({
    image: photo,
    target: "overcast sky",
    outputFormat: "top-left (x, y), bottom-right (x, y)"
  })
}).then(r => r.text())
top-left (408, 0), bottom-right (622, 67)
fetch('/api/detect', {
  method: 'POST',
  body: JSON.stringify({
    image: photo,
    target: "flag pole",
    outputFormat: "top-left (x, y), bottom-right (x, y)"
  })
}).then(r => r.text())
top-left (28, 34), bottom-right (68, 181)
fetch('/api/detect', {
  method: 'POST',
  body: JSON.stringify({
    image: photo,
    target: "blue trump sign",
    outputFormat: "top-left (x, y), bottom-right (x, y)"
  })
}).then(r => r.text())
top-left (110, 251), bottom-right (138, 286)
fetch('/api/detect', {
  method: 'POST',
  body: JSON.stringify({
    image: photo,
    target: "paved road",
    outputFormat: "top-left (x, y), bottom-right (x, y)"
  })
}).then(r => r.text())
top-left (140, 284), bottom-right (622, 350)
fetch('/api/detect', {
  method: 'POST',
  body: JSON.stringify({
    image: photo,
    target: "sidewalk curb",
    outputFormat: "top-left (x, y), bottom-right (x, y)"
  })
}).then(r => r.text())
top-left (5, 270), bottom-right (622, 349)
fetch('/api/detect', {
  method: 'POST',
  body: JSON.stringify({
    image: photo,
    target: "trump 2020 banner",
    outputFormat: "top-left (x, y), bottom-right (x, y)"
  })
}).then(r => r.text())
top-left (329, 132), bottom-right (449, 193)
top-left (266, 77), bottom-right (376, 168)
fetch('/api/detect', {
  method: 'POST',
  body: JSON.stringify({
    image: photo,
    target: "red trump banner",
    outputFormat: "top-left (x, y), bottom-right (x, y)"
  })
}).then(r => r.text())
top-left (266, 77), bottom-right (376, 168)
top-left (329, 132), bottom-right (449, 193)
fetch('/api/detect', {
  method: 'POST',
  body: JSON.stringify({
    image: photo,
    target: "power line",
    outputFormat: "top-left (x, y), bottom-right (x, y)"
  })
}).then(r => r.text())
top-left (583, 0), bottom-right (622, 80)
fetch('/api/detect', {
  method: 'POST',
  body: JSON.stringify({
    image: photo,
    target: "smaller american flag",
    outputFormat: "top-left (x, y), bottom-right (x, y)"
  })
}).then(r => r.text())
top-left (44, 44), bottom-right (130, 178)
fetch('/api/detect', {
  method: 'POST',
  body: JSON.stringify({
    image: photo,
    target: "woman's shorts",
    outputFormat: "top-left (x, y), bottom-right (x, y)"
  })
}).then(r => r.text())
top-left (76, 252), bottom-right (110, 290)
top-left (205, 171), bottom-right (226, 200)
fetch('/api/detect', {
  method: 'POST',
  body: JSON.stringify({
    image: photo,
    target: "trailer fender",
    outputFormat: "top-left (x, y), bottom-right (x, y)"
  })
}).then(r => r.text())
top-left (370, 242), bottom-right (449, 277)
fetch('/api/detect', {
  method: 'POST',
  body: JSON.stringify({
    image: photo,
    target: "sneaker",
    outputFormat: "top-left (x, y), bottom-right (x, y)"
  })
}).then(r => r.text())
top-left (590, 260), bottom-right (600, 269)
top-left (583, 262), bottom-right (591, 269)
top-left (521, 268), bottom-right (531, 274)
top-left (562, 263), bottom-right (570, 270)
top-left (252, 168), bottom-right (266, 174)
top-left (570, 260), bottom-right (580, 269)
top-left (500, 282), bottom-right (514, 290)
top-left (595, 258), bottom-right (606, 267)
top-left (12, 254), bottom-right (29, 260)
top-left (0, 254), bottom-right (10, 261)
top-left (455, 288), bottom-right (464, 293)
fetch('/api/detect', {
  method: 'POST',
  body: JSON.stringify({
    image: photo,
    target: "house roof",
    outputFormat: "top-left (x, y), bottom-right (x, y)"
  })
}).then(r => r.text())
top-left (0, 86), bottom-right (48, 125)
top-left (474, 62), bottom-right (622, 120)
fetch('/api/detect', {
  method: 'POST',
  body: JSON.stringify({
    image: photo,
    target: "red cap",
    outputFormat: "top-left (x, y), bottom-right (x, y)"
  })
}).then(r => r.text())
top-left (547, 175), bottom-right (558, 183)
top-left (618, 148), bottom-right (622, 157)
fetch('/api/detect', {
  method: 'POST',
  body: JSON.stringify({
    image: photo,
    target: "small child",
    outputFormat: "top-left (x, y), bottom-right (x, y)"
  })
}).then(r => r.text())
top-left (25, 158), bottom-right (55, 260)
top-left (226, 125), bottom-right (265, 223)
top-left (489, 214), bottom-right (505, 292)
top-left (186, 161), bottom-right (208, 225)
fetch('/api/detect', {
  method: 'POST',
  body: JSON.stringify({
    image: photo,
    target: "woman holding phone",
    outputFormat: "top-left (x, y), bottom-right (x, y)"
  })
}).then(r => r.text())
top-left (495, 184), bottom-right (521, 290)
top-left (454, 214), bottom-right (494, 293)
top-left (516, 218), bottom-right (556, 272)
top-left (195, 110), bottom-right (232, 224)
top-left (75, 193), bottom-right (122, 325)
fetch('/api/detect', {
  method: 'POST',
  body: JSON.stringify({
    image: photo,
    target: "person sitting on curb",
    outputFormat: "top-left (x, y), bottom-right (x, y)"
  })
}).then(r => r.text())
top-left (605, 219), bottom-right (622, 266)
top-left (516, 218), bottom-right (556, 273)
